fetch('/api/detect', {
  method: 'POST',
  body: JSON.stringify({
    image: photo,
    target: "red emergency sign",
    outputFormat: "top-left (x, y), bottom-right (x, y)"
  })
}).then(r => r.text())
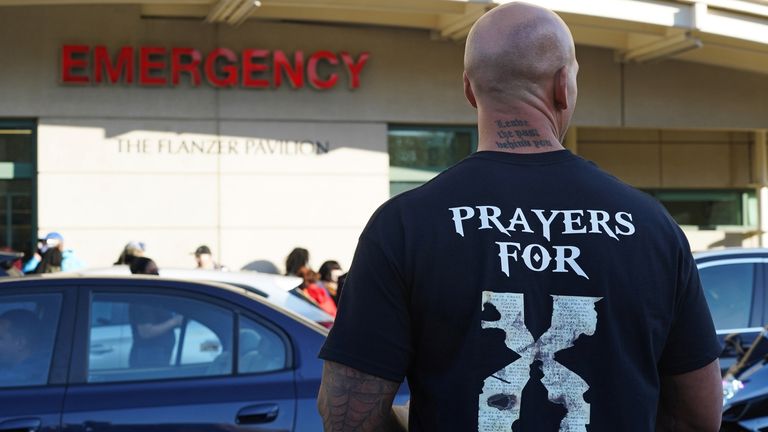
top-left (61, 45), bottom-right (370, 90)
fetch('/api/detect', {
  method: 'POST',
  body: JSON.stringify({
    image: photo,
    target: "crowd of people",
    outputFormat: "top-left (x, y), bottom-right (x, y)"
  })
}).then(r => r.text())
top-left (0, 233), bottom-right (229, 277)
top-left (284, 247), bottom-right (345, 318)
top-left (0, 234), bottom-right (347, 318)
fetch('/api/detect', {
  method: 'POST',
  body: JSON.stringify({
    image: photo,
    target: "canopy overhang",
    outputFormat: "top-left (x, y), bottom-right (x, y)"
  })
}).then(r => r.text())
top-left (1, 0), bottom-right (767, 74)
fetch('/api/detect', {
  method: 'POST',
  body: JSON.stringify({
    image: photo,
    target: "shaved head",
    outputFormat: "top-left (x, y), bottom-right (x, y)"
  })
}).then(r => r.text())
top-left (464, 2), bottom-right (577, 109)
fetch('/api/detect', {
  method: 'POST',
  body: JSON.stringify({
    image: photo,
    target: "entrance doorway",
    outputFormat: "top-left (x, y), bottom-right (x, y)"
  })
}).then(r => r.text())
top-left (0, 120), bottom-right (36, 257)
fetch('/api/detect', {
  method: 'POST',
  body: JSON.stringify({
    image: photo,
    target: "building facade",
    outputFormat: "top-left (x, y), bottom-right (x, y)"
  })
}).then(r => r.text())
top-left (0, 0), bottom-right (767, 271)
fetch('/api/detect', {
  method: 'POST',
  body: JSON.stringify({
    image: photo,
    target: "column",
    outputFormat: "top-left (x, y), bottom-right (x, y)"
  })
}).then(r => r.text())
top-left (754, 130), bottom-right (768, 246)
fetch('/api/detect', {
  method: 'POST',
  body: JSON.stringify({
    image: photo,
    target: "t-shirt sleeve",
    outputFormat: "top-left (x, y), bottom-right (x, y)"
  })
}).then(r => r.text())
top-left (318, 208), bottom-right (411, 382)
top-left (658, 233), bottom-right (722, 375)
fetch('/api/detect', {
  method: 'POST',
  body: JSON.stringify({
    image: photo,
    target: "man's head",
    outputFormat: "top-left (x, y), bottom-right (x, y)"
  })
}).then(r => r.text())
top-left (0, 309), bottom-right (40, 366)
top-left (463, 2), bottom-right (579, 141)
top-left (130, 256), bottom-right (159, 275)
top-left (285, 247), bottom-right (310, 277)
top-left (194, 245), bottom-right (215, 269)
top-left (41, 232), bottom-right (64, 252)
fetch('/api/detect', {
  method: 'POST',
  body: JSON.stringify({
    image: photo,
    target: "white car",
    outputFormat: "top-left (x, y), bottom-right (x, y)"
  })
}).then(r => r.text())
top-left (79, 266), bottom-right (333, 326)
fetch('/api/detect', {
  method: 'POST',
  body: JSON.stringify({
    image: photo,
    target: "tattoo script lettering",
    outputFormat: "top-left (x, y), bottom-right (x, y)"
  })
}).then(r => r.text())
top-left (494, 119), bottom-right (553, 150)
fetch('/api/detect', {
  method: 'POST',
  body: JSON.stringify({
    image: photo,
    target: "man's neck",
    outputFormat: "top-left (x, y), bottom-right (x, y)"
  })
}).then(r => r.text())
top-left (476, 108), bottom-right (565, 154)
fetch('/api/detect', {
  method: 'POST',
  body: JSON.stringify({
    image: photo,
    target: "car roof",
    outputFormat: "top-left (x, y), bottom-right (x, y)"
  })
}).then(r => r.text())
top-left (77, 266), bottom-right (302, 294)
top-left (0, 274), bottom-right (328, 334)
top-left (72, 266), bottom-right (332, 323)
top-left (0, 274), bottom-right (245, 295)
top-left (694, 248), bottom-right (768, 262)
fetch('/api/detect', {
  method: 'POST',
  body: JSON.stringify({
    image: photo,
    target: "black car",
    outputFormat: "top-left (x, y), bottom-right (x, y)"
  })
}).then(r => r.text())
top-left (694, 248), bottom-right (768, 372)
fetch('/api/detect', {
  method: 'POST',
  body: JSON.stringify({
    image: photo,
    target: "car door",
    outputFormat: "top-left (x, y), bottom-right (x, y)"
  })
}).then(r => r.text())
top-left (62, 283), bottom-right (296, 432)
top-left (697, 257), bottom-right (766, 372)
top-left (0, 285), bottom-right (76, 432)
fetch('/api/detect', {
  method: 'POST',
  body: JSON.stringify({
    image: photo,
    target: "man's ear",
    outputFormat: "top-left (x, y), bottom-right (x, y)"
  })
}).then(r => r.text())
top-left (463, 72), bottom-right (477, 108)
top-left (553, 66), bottom-right (569, 111)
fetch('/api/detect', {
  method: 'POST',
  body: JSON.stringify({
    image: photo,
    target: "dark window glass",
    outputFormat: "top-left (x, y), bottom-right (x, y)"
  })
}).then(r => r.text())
top-left (388, 127), bottom-right (477, 196)
top-left (0, 293), bottom-right (62, 387)
top-left (88, 293), bottom-right (233, 383)
top-left (699, 263), bottom-right (754, 330)
top-left (238, 316), bottom-right (287, 374)
top-left (0, 123), bottom-right (36, 257)
top-left (643, 190), bottom-right (757, 228)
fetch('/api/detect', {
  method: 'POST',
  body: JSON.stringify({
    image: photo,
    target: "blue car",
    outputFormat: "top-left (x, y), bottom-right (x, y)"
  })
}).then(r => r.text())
top-left (0, 276), bottom-right (364, 431)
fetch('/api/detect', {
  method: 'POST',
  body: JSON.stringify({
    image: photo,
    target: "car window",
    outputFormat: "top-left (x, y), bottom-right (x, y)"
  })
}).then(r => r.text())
top-left (238, 316), bottom-right (287, 374)
top-left (0, 293), bottom-right (62, 388)
top-left (699, 262), bottom-right (755, 330)
top-left (88, 293), bottom-right (233, 383)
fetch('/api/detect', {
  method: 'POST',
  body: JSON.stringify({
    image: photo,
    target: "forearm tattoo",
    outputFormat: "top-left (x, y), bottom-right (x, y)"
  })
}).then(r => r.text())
top-left (495, 119), bottom-right (553, 150)
top-left (318, 361), bottom-right (405, 432)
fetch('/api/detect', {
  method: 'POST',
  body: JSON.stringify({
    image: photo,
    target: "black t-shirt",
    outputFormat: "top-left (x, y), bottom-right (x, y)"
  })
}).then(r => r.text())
top-left (319, 150), bottom-right (721, 432)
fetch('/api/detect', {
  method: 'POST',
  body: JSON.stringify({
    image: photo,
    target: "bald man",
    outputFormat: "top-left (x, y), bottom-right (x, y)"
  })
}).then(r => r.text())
top-left (318, 3), bottom-right (722, 431)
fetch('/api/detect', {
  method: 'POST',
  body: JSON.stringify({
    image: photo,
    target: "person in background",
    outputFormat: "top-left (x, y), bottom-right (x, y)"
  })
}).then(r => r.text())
top-left (35, 247), bottom-right (62, 274)
top-left (23, 232), bottom-right (86, 274)
top-left (193, 245), bottom-right (227, 271)
top-left (0, 248), bottom-right (24, 278)
top-left (114, 241), bottom-right (146, 266)
top-left (285, 248), bottom-right (337, 317)
top-left (128, 256), bottom-right (182, 368)
top-left (129, 256), bottom-right (160, 276)
top-left (318, 260), bottom-right (343, 304)
top-left (285, 247), bottom-right (310, 277)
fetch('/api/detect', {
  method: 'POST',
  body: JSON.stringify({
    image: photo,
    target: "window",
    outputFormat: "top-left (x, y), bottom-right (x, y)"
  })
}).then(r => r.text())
top-left (88, 293), bottom-right (233, 383)
top-left (699, 262), bottom-right (755, 330)
top-left (388, 126), bottom-right (477, 196)
top-left (0, 293), bottom-right (62, 388)
top-left (643, 189), bottom-right (757, 228)
top-left (238, 316), bottom-right (287, 374)
top-left (0, 120), bottom-right (36, 257)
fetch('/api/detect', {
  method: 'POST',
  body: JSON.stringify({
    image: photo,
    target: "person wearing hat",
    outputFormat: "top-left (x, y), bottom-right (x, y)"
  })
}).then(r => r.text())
top-left (114, 241), bottom-right (146, 266)
top-left (22, 232), bottom-right (86, 274)
top-left (193, 245), bottom-right (227, 271)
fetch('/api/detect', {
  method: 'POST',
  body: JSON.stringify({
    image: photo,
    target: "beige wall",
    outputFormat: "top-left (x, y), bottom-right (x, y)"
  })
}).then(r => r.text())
top-left (578, 128), bottom-right (753, 188)
top-left (37, 119), bottom-right (388, 270)
top-left (578, 127), bottom-right (759, 251)
top-left (1, 5), bottom-right (768, 267)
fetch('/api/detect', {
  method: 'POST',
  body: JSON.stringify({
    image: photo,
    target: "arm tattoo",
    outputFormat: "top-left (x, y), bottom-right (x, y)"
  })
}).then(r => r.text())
top-left (318, 361), bottom-right (406, 432)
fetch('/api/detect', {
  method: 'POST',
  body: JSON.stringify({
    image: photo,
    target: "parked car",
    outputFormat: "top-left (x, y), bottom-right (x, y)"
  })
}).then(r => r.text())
top-left (0, 276), bottom-right (411, 431)
top-left (79, 266), bottom-right (334, 328)
top-left (721, 330), bottom-right (768, 430)
top-left (694, 248), bottom-right (768, 372)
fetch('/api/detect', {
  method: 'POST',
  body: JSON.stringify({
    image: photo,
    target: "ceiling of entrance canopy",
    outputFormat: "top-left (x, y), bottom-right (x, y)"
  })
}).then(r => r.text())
top-left (2, 0), bottom-right (767, 74)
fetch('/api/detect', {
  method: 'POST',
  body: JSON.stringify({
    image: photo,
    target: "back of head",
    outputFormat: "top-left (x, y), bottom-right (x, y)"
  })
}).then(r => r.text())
top-left (318, 260), bottom-right (341, 282)
top-left (115, 241), bottom-right (146, 265)
top-left (130, 257), bottom-right (159, 275)
top-left (285, 247), bottom-right (309, 276)
top-left (464, 2), bottom-right (576, 109)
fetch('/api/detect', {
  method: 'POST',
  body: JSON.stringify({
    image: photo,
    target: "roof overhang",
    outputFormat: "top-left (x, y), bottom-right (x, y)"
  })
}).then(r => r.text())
top-left (1, 0), bottom-right (767, 74)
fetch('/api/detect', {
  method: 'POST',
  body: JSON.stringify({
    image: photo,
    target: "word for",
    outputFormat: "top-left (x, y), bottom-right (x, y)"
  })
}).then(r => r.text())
top-left (495, 242), bottom-right (587, 279)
